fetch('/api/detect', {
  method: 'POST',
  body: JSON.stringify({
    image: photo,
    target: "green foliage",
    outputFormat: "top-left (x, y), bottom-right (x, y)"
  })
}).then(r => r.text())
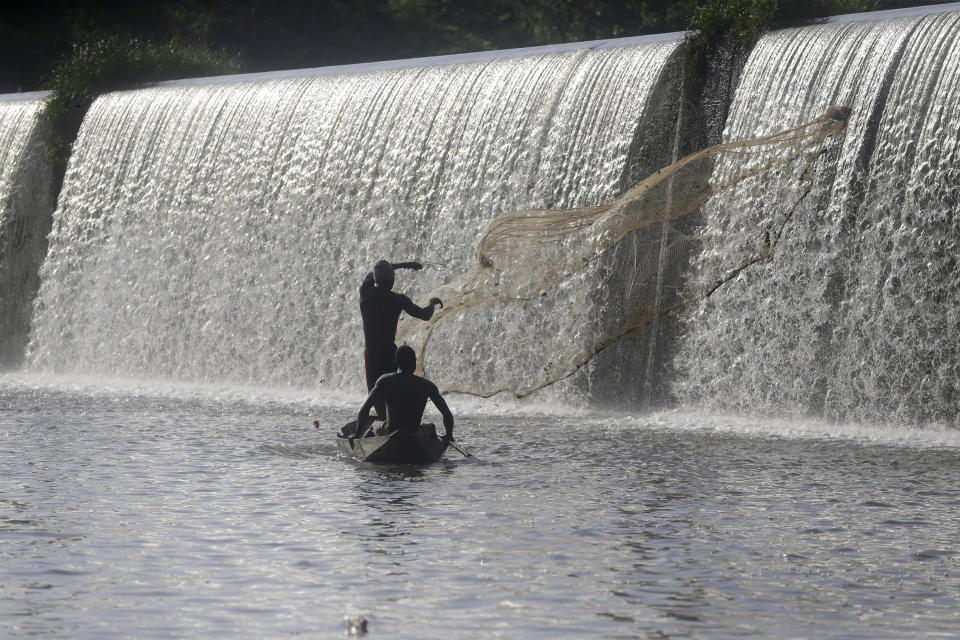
top-left (41, 37), bottom-right (242, 186)
top-left (2, 0), bottom-right (920, 94)
top-left (683, 0), bottom-right (872, 84)
top-left (384, 0), bottom-right (702, 54)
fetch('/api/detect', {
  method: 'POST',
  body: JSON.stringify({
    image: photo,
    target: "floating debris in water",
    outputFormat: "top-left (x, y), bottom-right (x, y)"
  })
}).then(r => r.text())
top-left (343, 615), bottom-right (368, 635)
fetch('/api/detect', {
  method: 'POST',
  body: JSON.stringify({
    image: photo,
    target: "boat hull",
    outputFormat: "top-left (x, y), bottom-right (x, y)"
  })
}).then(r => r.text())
top-left (336, 421), bottom-right (448, 464)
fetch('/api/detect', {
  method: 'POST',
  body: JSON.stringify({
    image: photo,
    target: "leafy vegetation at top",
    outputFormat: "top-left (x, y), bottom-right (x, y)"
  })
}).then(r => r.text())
top-left (41, 37), bottom-right (241, 187)
top-left (5, 0), bottom-right (907, 187)
top-left (683, 0), bottom-right (872, 82)
top-left (1, 0), bottom-right (915, 95)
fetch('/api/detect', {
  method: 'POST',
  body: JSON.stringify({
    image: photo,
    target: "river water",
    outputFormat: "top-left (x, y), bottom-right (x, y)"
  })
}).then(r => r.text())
top-left (2, 375), bottom-right (959, 638)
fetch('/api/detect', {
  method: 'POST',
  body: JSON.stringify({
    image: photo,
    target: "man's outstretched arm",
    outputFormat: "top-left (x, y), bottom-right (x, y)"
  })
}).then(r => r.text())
top-left (391, 261), bottom-right (423, 270)
top-left (400, 295), bottom-right (441, 321)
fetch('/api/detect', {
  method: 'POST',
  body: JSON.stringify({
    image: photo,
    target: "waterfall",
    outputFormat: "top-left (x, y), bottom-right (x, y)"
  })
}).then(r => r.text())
top-left (17, 6), bottom-right (960, 422)
top-left (676, 9), bottom-right (960, 425)
top-left (26, 39), bottom-right (683, 400)
top-left (0, 93), bottom-right (54, 367)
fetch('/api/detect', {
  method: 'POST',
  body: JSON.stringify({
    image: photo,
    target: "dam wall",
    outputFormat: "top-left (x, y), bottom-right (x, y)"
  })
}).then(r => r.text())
top-left (4, 4), bottom-right (959, 426)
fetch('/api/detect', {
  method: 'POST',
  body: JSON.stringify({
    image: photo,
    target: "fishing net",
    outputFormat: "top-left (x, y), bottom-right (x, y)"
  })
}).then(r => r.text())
top-left (398, 107), bottom-right (851, 399)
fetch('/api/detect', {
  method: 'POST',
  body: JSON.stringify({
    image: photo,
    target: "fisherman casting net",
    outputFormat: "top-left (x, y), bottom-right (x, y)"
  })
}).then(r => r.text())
top-left (397, 107), bottom-right (851, 399)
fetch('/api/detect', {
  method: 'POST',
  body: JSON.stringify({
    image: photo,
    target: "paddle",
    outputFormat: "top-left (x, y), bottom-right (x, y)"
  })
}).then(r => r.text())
top-left (445, 438), bottom-right (473, 458)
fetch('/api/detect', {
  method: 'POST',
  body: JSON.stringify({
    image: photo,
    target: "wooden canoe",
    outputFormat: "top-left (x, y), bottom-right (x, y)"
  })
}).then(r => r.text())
top-left (336, 420), bottom-right (448, 464)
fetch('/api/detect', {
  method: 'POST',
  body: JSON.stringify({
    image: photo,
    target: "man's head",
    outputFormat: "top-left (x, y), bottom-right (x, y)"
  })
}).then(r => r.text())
top-left (396, 345), bottom-right (417, 373)
top-left (373, 260), bottom-right (395, 290)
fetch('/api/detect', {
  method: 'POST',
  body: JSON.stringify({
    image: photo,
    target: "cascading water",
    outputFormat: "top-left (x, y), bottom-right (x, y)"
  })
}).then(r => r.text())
top-left (15, 6), bottom-right (960, 423)
top-left (26, 39), bottom-right (682, 401)
top-left (0, 93), bottom-right (54, 367)
top-left (676, 9), bottom-right (960, 426)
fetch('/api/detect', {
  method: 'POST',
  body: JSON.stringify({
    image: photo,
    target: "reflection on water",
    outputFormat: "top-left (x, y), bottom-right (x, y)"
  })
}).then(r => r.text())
top-left (2, 379), bottom-right (960, 638)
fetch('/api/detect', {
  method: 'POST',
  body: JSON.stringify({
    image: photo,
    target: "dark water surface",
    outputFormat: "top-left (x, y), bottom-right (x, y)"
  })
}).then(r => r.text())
top-left (2, 379), bottom-right (959, 638)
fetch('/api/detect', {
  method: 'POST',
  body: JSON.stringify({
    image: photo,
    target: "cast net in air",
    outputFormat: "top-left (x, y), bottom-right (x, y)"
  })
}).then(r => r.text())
top-left (398, 107), bottom-right (851, 399)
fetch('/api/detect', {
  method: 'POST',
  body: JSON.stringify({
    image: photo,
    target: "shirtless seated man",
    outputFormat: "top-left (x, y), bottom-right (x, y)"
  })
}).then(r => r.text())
top-left (356, 345), bottom-right (454, 442)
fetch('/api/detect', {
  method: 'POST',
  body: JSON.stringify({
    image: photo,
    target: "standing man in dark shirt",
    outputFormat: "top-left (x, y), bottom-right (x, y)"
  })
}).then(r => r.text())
top-left (359, 260), bottom-right (442, 420)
